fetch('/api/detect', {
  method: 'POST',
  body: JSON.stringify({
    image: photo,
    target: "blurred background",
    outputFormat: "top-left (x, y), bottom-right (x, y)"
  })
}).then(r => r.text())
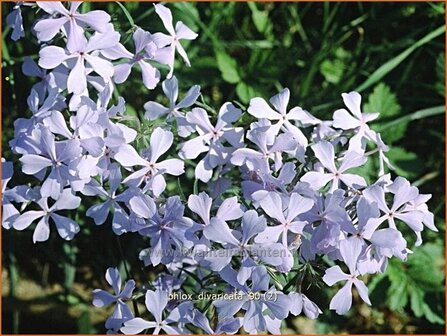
top-left (2, 2), bottom-right (445, 334)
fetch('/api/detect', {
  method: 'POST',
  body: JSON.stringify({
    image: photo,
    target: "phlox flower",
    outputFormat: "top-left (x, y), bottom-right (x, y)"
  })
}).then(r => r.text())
top-left (301, 140), bottom-right (367, 192)
top-left (121, 289), bottom-right (191, 334)
top-left (82, 163), bottom-right (131, 235)
top-left (188, 191), bottom-right (244, 226)
top-left (372, 132), bottom-right (394, 176)
top-left (213, 267), bottom-right (291, 334)
top-left (43, 105), bottom-right (105, 157)
top-left (255, 192), bottom-right (314, 247)
top-left (332, 91), bottom-right (379, 152)
top-left (240, 162), bottom-right (296, 202)
top-left (6, 2), bottom-right (33, 41)
top-left (22, 57), bottom-right (68, 100)
top-left (39, 27), bottom-right (120, 94)
top-left (93, 267), bottom-right (135, 333)
top-left (34, 1), bottom-right (111, 52)
top-left (10, 88), bottom-right (65, 155)
top-left (144, 76), bottom-right (200, 137)
top-left (107, 28), bottom-right (162, 90)
top-left (153, 4), bottom-right (198, 77)
top-left (114, 127), bottom-right (184, 196)
top-left (2, 159), bottom-right (16, 229)
top-left (300, 190), bottom-right (352, 254)
top-left (129, 196), bottom-right (194, 266)
top-left (254, 191), bottom-right (314, 271)
top-left (12, 188), bottom-right (81, 243)
top-left (19, 127), bottom-right (83, 200)
top-left (348, 197), bottom-right (405, 249)
top-left (188, 308), bottom-right (241, 334)
top-left (2, 159), bottom-right (31, 229)
top-left (363, 176), bottom-right (435, 246)
top-left (179, 104), bottom-right (244, 182)
top-left (323, 238), bottom-right (371, 315)
top-left (288, 292), bottom-right (322, 319)
top-left (247, 88), bottom-right (320, 156)
top-left (203, 210), bottom-right (289, 282)
top-left (231, 119), bottom-right (298, 173)
top-left (404, 193), bottom-right (437, 232)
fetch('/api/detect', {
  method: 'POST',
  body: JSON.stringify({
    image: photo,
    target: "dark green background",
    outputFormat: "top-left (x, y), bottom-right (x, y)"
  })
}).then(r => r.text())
top-left (2, 2), bottom-right (445, 334)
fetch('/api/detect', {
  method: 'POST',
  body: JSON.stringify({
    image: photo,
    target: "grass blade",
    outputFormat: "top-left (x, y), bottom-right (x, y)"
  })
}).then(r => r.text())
top-left (115, 1), bottom-right (135, 28)
top-left (376, 105), bottom-right (445, 131)
top-left (356, 25), bottom-right (445, 92)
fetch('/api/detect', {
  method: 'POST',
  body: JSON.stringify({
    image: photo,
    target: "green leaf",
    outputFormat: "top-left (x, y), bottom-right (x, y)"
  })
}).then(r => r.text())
top-left (386, 262), bottom-right (408, 310)
top-left (181, 267), bottom-right (203, 286)
top-left (320, 59), bottom-right (345, 84)
top-left (236, 82), bottom-right (256, 104)
top-left (2, 31), bottom-right (11, 73)
top-left (435, 52), bottom-right (445, 97)
top-left (427, 2), bottom-right (446, 16)
top-left (367, 272), bottom-right (386, 293)
top-left (267, 266), bottom-right (285, 290)
top-left (80, 2), bottom-right (92, 13)
top-left (407, 243), bottom-right (445, 292)
top-left (410, 286), bottom-right (425, 317)
top-left (366, 83), bottom-right (404, 143)
top-left (386, 147), bottom-right (424, 179)
top-left (172, 2), bottom-right (200, 31)
top-left (365, 83), bottom-right (401, 115)
top-left (215, 51), bottom-right (240, 84)
top-left (176, 178), bottom-right (186, 202)
top-left (124, 104), bottom-right (138, 118)
top-left (66, 293), bottom-right (80, 305)
top-left (320, 48), bottom-right (351, 84)
top-left (78, 310), bottom-right (96, 333)
top-left (356, 25), bottom-right (446, 92)
top-left (247, 3), bottom-right (272, 35)
top-left (421, 300), bottom-right (445, 324)
top-left (383, 244), bottom-right (445, 324)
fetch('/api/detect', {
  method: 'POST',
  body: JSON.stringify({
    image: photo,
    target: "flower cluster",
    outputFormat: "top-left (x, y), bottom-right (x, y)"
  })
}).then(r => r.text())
top-left (4, 2), bottom-right (437, 334)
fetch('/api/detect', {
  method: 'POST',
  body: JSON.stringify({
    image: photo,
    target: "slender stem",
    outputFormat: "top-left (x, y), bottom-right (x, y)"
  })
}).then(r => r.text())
top-left (283, 271), bottom-right (301, 292)
top-left (365, 148), bottom-right (380, 156)
top-left (195, 101), bottom-right (217, 115)
top-left (116, 236), bottom-right (140, 316)
top-left (115, 1), bottom-right (136, 28)
top-left (8, 252), bottom-right (20, 333)
top-left (62, 242), bottom-right (76, 296)
top-left (296, 266), bottom-right (307, 293)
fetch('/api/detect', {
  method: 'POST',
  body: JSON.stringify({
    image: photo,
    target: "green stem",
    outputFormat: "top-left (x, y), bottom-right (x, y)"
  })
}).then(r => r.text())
top-left (8, 252), bottom-right (20, 333)
top-left (376, 105), bottom-right (445, 131)
top-left (115, 1), bottom-right (136, 28)
top-left (116, 236), bottom-right (140, 316)
top-left (62, 242), bottom-right (76, 296)
top-left (193, 179), bottom-right (199, 195)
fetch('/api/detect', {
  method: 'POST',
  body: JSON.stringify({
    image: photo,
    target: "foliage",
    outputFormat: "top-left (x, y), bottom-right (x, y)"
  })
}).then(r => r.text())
top-left (2, 2), bottom-right (445, 334)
